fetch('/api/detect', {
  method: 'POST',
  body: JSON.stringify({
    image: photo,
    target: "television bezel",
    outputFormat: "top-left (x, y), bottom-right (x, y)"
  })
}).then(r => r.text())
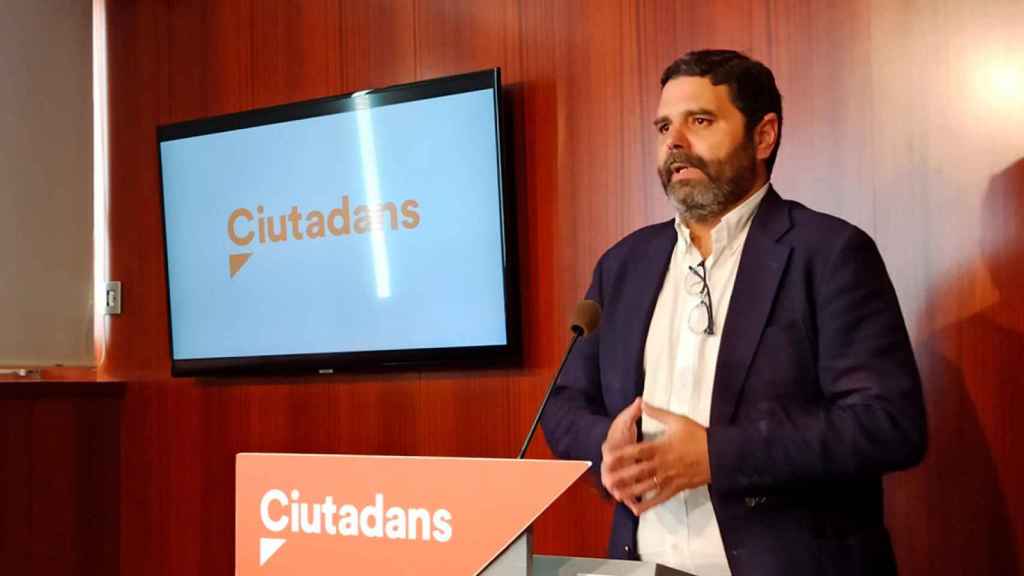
top-left (155, 68), bottom-right (520, 377)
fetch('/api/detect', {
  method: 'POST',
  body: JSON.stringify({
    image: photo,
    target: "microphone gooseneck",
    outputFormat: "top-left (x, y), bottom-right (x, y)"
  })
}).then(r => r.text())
top-left (516, 300), bottom-right (602, 459)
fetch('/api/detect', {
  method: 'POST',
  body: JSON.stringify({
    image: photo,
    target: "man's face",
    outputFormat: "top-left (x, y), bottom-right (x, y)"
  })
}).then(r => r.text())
top-left (654, 75), bottom-right (759, 223)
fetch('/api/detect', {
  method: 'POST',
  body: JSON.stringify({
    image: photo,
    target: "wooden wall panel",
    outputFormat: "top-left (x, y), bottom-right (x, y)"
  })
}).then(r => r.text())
top-left (102, 0), bottom-right (169, 379)
top-left (3, 0), bottom-right (1016, 574)
top-left (0, 397), bottom-right (33, 571)
top-left (338, 0), bottom-right (417, 92)
top-left (250, 0), bottom-right (342, 107)
top-left (0, 385), bottom-right (121, 576)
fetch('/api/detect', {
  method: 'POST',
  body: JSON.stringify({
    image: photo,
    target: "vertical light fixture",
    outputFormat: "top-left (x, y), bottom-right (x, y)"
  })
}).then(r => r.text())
top-left (92, 0), bottom-right (111, 367)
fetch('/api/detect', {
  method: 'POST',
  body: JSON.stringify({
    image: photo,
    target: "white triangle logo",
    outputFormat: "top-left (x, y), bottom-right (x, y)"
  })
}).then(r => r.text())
top-left (259, 537), bottom-right (286, 566)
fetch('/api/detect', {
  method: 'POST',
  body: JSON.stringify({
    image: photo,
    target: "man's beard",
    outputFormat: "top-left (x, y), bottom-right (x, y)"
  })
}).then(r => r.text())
top-left (658, 137), bottom-right (758, 225)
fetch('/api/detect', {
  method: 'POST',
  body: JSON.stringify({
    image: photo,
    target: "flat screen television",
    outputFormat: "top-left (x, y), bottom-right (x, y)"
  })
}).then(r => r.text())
top-left (157, 69), bottom-right (518, 376)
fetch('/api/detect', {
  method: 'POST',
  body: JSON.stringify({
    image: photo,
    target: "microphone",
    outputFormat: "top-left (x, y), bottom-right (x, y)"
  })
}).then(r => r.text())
top-left (516, 300), bottom-right (602, 459)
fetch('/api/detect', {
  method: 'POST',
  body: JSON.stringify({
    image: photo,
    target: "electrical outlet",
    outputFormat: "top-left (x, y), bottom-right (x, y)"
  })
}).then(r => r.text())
top-left (105, 281), bottom-right (122, 315)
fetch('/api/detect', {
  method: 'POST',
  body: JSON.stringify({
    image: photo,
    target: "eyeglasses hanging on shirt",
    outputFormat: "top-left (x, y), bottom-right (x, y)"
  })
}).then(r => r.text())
top-left (685, 261), bottom-right (715, 335)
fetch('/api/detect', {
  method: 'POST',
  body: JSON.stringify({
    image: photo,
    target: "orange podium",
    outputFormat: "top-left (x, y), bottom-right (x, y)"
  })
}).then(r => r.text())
top-left (235, 453), bottom-right (589, 575)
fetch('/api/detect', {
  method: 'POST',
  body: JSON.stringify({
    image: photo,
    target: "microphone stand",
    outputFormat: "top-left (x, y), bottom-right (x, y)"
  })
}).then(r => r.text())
top-left (516, 326), bottom-right (584, 459)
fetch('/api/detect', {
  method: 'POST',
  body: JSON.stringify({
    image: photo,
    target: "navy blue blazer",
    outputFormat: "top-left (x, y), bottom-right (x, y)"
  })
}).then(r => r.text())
top-left (541, 188), bottom-right (927, 576)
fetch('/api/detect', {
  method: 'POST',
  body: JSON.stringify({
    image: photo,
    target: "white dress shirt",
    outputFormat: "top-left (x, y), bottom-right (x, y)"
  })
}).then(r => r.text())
top-left (638, 183), bottom-right (769, 576)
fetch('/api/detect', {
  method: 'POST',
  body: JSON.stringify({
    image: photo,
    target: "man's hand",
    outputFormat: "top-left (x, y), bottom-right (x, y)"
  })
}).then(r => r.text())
top-left (602, 400), bottom-right (712, 516)
top-left (600, 398), bottom-right (642, 501)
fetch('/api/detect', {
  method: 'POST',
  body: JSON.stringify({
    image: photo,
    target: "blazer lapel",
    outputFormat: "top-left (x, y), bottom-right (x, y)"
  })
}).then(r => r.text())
top-left (622, 221), bottom-right (677, 401)
top-left (710, 188), bottom-right (792, 426)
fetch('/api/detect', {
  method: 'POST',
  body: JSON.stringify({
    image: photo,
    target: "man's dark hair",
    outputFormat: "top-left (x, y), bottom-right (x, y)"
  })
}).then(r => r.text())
top-left (661, 49), bottom-right (783, 176)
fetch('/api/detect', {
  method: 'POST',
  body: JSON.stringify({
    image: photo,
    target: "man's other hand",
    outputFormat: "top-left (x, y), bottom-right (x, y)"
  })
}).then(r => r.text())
top-left (602, 400), bottom-right (712, 516)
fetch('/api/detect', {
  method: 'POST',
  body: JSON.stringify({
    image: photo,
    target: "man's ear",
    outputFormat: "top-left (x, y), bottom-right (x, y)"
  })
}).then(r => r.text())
top-left (754, 113), bottom-right (779, 162)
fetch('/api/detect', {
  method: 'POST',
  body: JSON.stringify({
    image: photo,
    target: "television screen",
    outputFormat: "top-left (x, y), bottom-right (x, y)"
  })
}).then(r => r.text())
top-left (157, 69), bottom-right (517, 376)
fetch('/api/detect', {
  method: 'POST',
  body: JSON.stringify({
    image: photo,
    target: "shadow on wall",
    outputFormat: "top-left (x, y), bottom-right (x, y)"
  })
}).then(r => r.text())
top-left (888, 159), bottom-right (1024, 574)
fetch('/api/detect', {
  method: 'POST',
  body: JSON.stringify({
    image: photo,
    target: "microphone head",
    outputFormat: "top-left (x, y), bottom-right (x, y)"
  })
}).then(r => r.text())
top-left (571, 300), bottom-right (602, 336)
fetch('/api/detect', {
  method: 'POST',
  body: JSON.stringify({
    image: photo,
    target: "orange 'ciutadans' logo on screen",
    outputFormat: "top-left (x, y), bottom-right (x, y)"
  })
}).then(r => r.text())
top-left (226, 196), bottom-right (421, 278)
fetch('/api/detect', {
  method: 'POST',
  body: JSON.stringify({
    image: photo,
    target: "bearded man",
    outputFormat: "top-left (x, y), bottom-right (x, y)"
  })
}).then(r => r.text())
top-left (540, 50), bottom-right (927, 576)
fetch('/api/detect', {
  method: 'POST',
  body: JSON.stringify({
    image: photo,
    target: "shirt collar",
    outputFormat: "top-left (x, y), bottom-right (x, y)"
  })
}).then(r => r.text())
top-left (674, 181), bottom-right (770, 261)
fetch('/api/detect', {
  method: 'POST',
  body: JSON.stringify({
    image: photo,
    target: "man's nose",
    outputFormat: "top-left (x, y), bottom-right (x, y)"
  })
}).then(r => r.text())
top-left (665, 124), bottom-right (691, 152)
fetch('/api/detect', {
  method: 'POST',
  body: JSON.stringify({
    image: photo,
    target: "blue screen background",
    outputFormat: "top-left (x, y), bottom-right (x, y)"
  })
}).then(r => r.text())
top-left (159, 88), bottom-right (508, 360)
